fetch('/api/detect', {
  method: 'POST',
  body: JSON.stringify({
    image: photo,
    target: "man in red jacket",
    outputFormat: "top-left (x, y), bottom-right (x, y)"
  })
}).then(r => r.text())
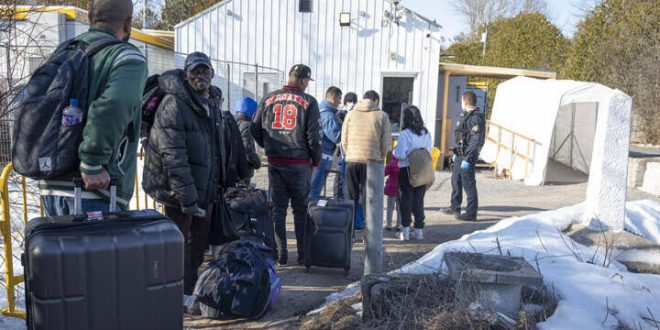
top-left (251, 64), bottom-right (321, 266)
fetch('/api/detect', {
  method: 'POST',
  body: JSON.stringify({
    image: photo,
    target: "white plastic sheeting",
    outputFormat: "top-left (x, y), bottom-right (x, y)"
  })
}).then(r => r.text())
top-left (481, 77), bottom-right (633, 230)
top-left (481, 77), bottom-right (631, 188)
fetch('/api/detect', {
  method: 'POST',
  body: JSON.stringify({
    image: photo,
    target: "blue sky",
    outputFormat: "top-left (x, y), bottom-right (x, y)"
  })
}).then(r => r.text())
top-left (402, 0), bottom-right (593, 44)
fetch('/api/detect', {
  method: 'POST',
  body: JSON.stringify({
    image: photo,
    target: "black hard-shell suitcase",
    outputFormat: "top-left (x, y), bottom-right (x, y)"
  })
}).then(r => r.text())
top-left (304, 199), bottom-right (354, 275)
top-left (23, 180), bottom-right (184, 330)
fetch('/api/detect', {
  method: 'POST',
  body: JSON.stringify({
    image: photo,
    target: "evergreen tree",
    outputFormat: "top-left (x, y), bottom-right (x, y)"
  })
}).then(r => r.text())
top-left (563, 0), bottom-right (659, 144)
top-left (159, 0), bottom-right (223, 30)
top-left (445, 12), bottom-right (567, 113)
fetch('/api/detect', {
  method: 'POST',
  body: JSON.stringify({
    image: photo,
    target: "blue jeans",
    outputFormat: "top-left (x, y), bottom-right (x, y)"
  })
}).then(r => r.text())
top-left (42, 195), bottom-right (112, 216)
top-left (308, 156), bottom-right (333, 199)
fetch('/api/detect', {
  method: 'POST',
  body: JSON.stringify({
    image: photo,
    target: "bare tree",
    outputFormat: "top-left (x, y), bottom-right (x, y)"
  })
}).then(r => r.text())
top-left (518, 0), bottom-right (548, 14)
top-left (1, 3), bottom-right (58, 164)
top-left (452, 0), bottom-right (518, 36)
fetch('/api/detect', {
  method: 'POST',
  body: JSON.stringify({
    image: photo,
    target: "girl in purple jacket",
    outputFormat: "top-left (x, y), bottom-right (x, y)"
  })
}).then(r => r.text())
top-left (384, 154), bottom-right (401, 231)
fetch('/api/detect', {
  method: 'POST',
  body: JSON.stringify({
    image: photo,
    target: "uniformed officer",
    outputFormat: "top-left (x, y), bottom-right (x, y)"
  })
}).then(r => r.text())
top-left (442, 91), bottom-right (485, 221)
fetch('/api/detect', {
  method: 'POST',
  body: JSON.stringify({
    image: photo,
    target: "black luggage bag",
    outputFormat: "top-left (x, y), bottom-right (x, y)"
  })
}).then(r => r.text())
top-left (304, 199), bottom-right (354, 276)
top-left (222, 186), bottom-right (276, 257)
top-left (23, 180), bottom-right (184, 330)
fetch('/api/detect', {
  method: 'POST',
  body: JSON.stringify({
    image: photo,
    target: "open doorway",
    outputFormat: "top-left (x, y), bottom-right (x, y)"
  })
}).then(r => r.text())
top-left (382, 76), bottom-right (414, 134)
top-left (546, 102), bottom-right (599, 184)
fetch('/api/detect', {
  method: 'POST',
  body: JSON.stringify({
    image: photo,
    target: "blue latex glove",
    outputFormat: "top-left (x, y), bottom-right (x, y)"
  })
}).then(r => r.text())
top-left (460, 160), bottom-right (471, 171)
top-left (452, 154), bottom-right (457, 162)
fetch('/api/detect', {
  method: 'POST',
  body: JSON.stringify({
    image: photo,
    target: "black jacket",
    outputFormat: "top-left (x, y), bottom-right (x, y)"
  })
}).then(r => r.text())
top-left (250, 86), bottom-right (321, 164)
top-left (220, 109), bottom-right (251, 187)
top-left (235, 113), bottom-right (261, 172)
top-left (142, 69), bottom-right (249, 208)
top-left (453, 109), bottom-right (485, 165)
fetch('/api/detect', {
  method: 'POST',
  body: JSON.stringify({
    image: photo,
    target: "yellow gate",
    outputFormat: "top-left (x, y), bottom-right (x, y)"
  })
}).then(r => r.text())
top-left (0, 159), bottom-right (159, 320)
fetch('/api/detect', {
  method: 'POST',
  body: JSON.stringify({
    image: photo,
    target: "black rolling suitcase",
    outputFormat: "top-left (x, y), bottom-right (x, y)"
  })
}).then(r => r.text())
top-left (304, 199), bottom-right (354, 276)
top-left (23, 179), bottom-right (184, 330)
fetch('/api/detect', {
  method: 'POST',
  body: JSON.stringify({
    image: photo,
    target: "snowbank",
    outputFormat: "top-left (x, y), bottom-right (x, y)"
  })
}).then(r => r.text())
top-left (317, 200), bottom-right (660, 329)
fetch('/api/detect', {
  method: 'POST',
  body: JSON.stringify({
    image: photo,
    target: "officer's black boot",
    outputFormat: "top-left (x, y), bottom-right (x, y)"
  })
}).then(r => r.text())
top-left (456, 213), bottom-right (477, 221)
top-left (441, 207), bottom-right (461, 215)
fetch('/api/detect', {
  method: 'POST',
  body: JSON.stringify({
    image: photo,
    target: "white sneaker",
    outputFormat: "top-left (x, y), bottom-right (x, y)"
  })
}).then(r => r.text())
top-left (399, 227), bottom-right (410, 241)
top-left (413, 228), bottom-right (423, 240)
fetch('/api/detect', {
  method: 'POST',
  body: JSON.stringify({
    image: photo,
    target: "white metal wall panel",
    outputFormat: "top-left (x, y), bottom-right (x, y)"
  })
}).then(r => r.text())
top-left (175, 0), bottom-right (441, 138)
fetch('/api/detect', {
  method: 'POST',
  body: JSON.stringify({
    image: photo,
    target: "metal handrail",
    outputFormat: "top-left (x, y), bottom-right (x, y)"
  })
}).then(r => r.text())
top-left (0, 163), bottom-right (26, 319)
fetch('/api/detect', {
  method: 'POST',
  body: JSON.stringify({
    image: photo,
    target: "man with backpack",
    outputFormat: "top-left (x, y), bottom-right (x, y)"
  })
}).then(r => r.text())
top-left (17, 0), bottom-right (147, 215)
top-left (250, 64), bottom-right (321, 266)
top-left (142, 52), bottom-right (250, 307)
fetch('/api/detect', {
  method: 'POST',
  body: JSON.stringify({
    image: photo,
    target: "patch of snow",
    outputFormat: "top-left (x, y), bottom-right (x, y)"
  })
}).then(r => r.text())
top-left (624, 200), bottom-right (660, 244)
top-left (319, 200), bottom-right (660, 329)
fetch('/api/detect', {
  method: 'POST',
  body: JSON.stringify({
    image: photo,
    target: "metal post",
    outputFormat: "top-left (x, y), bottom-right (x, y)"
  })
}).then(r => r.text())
top-left (364, 160), bottom-right (384, 275)
top-left (255, 63), bottom-right (259, 102)
top-left (143, 0), bottom-right (149, 29)
top-left (142, 0), bottom-right (149, 73)
top-left (226, 64), bottom-right (231, 111)
top-left (481, 26), bottom-right (488, 58)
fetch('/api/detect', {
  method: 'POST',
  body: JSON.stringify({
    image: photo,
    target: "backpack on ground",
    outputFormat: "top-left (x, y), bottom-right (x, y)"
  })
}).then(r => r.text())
top-left (408, 148), bottom-right (435, 188)
top-left (11, 38), bottom-right (121, 179)
top-left (193, 239), bottom-right (281, 320)
top-left (220, 186), bottom-right (277, 257)
top-left (140, 74), bottom-right (164, 141)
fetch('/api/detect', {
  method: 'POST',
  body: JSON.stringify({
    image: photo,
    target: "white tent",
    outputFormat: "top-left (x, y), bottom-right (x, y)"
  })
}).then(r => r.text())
top-left (482, 77), bottom-right (629, 185)
top-left (481, 76), bottom-right (632, 231)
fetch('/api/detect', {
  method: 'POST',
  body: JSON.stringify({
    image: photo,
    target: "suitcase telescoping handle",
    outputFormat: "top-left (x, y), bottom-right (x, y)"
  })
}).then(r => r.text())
top-left (72, 177), bottom-right (119, 216)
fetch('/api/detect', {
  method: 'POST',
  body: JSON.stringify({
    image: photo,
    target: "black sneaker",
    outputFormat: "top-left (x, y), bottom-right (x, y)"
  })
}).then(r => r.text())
top-left (277, 256), bottom-right (288, 266)
top-left (441, 207), bottom-right (461, 215)
top-left (456, 213), bottom-right (477, 221)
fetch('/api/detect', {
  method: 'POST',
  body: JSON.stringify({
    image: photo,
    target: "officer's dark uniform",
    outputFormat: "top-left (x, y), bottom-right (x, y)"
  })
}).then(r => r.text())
top-left (449, 108), bottom-right (485, 219)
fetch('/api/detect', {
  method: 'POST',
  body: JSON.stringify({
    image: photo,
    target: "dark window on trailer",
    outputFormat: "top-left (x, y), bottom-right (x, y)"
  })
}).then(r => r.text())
top-left (299, 0), bottom-right (312, 12)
